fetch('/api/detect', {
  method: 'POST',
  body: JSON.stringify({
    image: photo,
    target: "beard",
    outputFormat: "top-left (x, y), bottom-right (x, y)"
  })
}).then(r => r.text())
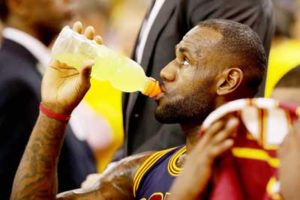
top-left (155, 88), bottom-right (215, 124)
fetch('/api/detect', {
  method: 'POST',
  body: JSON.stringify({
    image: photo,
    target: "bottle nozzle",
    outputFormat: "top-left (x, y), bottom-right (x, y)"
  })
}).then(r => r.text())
top-left (143, 77), bottom-right (162, 98)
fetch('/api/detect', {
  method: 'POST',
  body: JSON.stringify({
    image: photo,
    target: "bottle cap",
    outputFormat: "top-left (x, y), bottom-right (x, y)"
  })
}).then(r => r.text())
top-left (143, 77), bottom-right (162, 98)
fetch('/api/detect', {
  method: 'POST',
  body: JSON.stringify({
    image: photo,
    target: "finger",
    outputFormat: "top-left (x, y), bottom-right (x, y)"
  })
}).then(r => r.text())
top-left (209, 139), bottom-right (234, 158)
top-left (80, 60), bottom-right (94, 81)
top-left (78, 61), bottom-right (93, 94)
top-left (73, 21), bottom-right (83, 33)
top-left (84, 26), bottom-right (95, 40)
top-left (193, 121), bottom-right (226, 155)
top-left (200, 120), bottom-right (225, 146)
top-left (94, 35), bottom-right (104, 45)
top-left (211, 118), bottom-right (239, 145)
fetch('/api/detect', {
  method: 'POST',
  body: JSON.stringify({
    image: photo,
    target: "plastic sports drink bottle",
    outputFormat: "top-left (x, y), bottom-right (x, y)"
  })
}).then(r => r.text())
top-left (51, 26), bottom-right (161, 97)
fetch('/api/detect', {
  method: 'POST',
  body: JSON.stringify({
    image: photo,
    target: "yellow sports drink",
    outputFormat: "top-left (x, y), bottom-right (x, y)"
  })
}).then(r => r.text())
top-left (51, 26), bottom-right (161, 97)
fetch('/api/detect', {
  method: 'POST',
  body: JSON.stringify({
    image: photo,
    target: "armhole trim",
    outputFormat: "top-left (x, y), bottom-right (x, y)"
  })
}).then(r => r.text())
top-left (133, 147), bottom-right (176, 197)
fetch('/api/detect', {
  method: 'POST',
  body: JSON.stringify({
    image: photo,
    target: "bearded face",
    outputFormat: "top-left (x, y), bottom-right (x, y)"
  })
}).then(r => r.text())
top-left (154, 26), bottom-right (224, 125)
top-left (155, 75), bottom-right (216, 124)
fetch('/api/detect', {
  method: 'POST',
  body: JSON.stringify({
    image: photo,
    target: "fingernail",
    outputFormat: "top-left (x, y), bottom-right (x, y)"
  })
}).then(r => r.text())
top-left (227, 118), bottom-right (239, 128)
top-left (225, 139), bottom-right (234, 146)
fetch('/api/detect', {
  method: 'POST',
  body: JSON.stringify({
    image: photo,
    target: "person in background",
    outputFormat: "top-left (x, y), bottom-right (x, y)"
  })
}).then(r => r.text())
top-left (122, 0), bottom-right (275, 158)
top-left (0, 0), bottom-right (96, 199)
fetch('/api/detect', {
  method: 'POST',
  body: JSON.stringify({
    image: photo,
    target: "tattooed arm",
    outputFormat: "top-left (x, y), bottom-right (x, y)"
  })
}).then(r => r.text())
top-left (10, 22), bottom-right (152, 199)
top-left (11, 109), bottom-right (152, 200)
top-left (11, 112), bottom-right (69, 200)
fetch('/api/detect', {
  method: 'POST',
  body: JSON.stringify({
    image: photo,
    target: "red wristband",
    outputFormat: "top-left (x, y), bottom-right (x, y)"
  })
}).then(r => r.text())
top-left (39, 103), bottom-right (70, 121)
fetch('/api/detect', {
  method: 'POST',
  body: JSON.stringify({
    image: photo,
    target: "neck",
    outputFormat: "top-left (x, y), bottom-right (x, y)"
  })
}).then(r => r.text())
top-left (181, 101), bottom-right (222, 153)
top-left (6, 17), bottom-right (54, 46)
top-left (181, 122), bottom-right (202, 153)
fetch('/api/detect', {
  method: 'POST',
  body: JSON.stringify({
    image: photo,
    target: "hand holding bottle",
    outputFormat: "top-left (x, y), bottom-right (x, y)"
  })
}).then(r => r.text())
top-left (51, 22), bottom-right (161, 97)
top-left (42, 22), bottom-right (101, 114)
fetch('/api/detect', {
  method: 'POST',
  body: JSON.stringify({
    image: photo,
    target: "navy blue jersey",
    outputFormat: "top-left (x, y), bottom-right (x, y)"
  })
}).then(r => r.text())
top-left (133, 146), bottom-right (186, 200)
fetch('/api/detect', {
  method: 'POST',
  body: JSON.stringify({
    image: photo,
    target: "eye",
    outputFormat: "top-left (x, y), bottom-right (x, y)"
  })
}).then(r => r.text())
top-left (182, 57), bottom-right (190, 66)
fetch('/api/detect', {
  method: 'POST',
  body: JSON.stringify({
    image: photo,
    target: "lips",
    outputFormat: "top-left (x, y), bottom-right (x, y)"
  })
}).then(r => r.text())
top-left (160, 84), bottom-right (167, 93)
top-left (155, 92), bottom-right (165, 101)
top-left (155, 84), bottom-right (166, 101)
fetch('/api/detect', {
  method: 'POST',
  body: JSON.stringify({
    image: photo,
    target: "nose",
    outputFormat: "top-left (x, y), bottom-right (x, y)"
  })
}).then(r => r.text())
top-left (160, 60), bottom-right (176, 82)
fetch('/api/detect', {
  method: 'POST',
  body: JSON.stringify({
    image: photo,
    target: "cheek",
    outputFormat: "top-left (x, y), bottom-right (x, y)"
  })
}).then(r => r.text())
top-left (180, 68), bottom-right (214, 94)
top-left (177, 68), bottom-right (201, 89)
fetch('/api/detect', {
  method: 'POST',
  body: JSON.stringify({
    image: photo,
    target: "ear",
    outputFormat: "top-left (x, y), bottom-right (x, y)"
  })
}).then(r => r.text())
top-left (216, 68), bottom-right (243, 96)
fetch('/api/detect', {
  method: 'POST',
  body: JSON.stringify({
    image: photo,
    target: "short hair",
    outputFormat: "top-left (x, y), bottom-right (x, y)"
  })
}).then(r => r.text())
top-left (0, 0), bottom-right (8, 22)
top-left (198, 19), bottom-right (267, 95)
top-left (275, 66), bottom-right (300, 88)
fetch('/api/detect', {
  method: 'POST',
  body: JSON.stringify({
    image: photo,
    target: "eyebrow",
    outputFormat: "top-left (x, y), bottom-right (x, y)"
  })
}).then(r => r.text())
top-left (176, 45), bottom-right (189, 53)
top-left (176, 45), bottom-right (198, 61)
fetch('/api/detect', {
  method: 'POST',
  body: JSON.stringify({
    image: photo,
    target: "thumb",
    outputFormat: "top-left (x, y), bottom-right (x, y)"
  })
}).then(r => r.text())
top-left (79, 60), bottom-right (94, 93)
top-left (80, 60), bottom-right (94, 82)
